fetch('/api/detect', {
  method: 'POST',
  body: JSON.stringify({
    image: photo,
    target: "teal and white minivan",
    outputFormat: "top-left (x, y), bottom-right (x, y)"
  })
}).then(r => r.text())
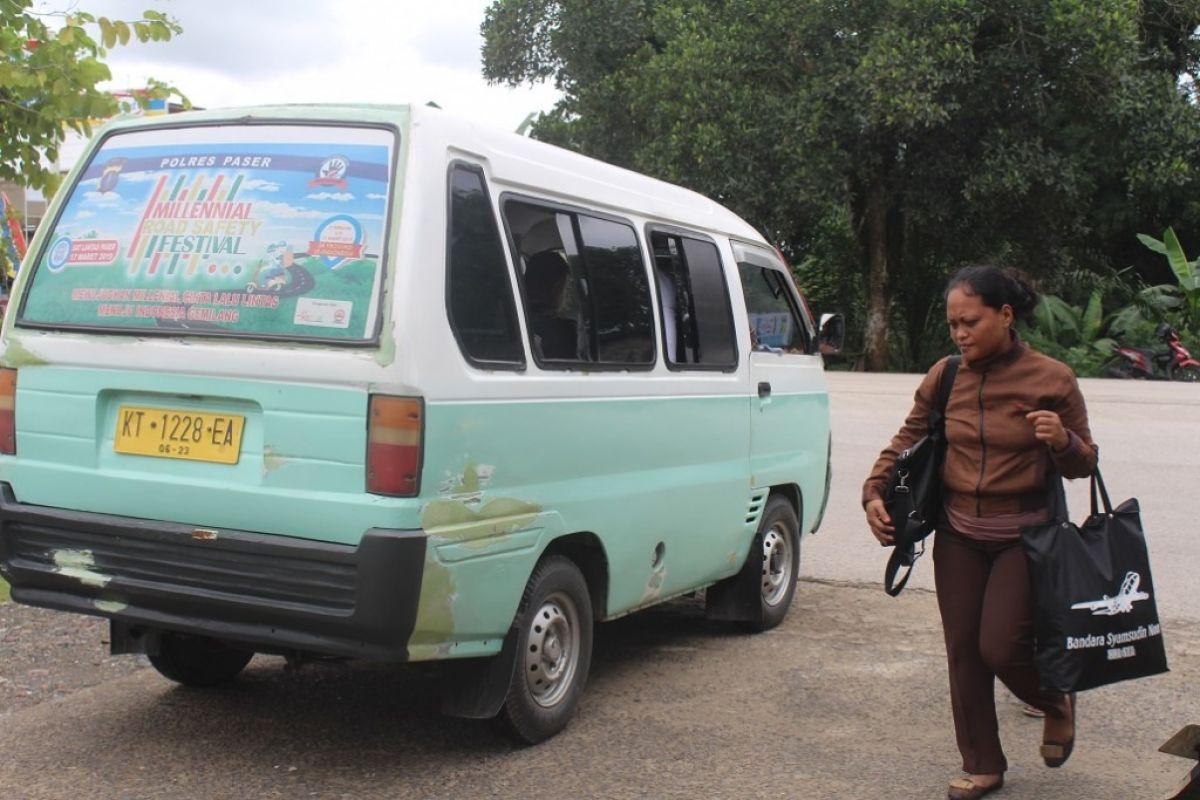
top-left (0, 104), bottom-right (840, 742)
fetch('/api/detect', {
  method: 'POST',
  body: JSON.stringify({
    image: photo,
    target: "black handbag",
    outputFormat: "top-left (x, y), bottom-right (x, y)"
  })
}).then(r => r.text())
top-left (883, 355), bottom-right (960, 596)
top-left (1020, 469), bottom-right (1169, 693)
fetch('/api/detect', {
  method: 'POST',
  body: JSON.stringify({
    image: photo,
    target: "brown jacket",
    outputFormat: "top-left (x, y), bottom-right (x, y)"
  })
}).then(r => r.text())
top-left (863, 339), bottom-right (1098, 517)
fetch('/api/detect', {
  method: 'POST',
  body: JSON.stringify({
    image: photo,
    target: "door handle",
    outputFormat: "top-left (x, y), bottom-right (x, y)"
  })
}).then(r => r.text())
top-left (758, 381), bottom-right (772, 399)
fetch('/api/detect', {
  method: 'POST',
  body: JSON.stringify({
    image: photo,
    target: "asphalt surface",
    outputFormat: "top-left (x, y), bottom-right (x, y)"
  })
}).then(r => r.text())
top-left (0, 372), bottom-right (1197, 799)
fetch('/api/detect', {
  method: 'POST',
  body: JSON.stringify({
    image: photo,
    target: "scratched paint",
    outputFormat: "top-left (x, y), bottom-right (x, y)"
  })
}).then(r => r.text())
top-left (261, 446), bottom-right (290, 476)
top-left (52, 550), bottom-right (110, 588)
top-left (437, 460), bottom-right (495, 504)
top-left (421, 497), bottom-right (541, 545)
top-left (410, 459), bottom-right (540, 657)
top-left (408, 556), bottom-right (456, 662)
top-left (373, 322), bottom-right (397, 367)
top-left (93, 599), bottom-right (128, 613)
top-left (0, 338), bottom-right (48, 368)
top-left (641, 565), bottom-right (667, 604)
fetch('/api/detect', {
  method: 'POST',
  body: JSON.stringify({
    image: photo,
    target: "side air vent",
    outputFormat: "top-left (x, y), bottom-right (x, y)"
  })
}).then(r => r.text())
top-left (745, 490), bottom-right (768, 527)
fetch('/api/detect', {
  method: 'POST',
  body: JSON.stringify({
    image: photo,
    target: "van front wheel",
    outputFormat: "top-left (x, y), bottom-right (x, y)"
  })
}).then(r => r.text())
top-left (745, 495), bottom-right (800, 632)
top-left (497, 555), bottom-right (593, 744)
top-left (148, 633), bottom-right (254, 687)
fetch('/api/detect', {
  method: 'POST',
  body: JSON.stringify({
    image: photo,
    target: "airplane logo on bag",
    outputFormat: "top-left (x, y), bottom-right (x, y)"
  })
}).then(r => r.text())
top-left (1070, 572), bottom-right (1150, 616)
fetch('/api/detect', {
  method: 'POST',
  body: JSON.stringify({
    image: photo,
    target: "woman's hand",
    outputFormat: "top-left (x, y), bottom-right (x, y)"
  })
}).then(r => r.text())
top-left (1025, 410), bottom-right (1070, 451)
top-left (865, 498), bottom-right (895, 546)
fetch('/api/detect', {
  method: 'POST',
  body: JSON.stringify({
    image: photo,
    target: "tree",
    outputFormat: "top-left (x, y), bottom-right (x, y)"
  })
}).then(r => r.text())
top-left (483, 0), bottom-right (1200, 370)
top-left (0, 2), bottom-right (183, 196)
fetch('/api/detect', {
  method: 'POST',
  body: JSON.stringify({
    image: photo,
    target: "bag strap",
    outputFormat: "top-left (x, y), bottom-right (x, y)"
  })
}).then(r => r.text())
top-left (884, 538), bottom-right (922, 596)
top-left (930, 356), bottom-right (961, 430)
top-left (883, 356), bottom-right (961, 597)
top-left (1045, 468), bottom-right (1069, 522)
top-left (1089, 467), bottom-right (1113, 516)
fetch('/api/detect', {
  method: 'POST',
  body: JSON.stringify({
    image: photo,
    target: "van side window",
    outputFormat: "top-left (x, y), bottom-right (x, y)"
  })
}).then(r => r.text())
top-left (649, 231), bottom-right (736, 369)
top-left (737, 263), bottom-right (809, 354)
top-left (446, 164), bottom-right (524, 366)
top-left (504, 199), bottom-right (654, 368)
top-left (576, 216), bottom-right (654, 364)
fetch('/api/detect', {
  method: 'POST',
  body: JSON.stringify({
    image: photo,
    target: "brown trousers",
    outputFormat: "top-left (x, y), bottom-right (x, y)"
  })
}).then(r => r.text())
top-left (932, 529), bottom-right (1071, 774)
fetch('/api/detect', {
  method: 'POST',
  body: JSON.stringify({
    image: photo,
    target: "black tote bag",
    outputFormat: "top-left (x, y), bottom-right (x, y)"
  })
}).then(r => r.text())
top-left (1020, 469), bottom-right (1168, 693)
top-left (882, 356), bottom-right (960, 596)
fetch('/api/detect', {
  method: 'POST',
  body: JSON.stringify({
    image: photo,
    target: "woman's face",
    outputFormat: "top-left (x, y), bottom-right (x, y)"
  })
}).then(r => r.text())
top-left (946, 286), bottom-right (1013, 364)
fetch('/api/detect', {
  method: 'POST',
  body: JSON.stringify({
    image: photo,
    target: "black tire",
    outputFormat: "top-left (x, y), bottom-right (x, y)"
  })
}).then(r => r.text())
top-left (148, 633), bottom-right (254, 687)
top-left (497, 555), bottom-right (593, 744)
top-left (741, 495), bottom-right (801, 633)
top-left (1168, 363), bottom-right (1200, 382)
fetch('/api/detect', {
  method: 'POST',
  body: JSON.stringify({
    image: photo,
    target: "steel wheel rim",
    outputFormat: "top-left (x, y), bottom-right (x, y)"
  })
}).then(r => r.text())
top-left (523, 591), bottom-right (580, 708)
top-left (761, 524), bottom-right (793, 607)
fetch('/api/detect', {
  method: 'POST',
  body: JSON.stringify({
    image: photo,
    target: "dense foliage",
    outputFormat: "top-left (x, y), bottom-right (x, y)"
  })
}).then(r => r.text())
top-left (483, 0), bottom-right (1200, 370)
top-left (1022, 227), bottom-right (1200, 377)
top-left (0, 2), bottom-right (183, 196)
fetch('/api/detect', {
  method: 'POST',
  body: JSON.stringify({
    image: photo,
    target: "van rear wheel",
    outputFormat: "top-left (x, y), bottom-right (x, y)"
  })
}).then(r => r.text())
top-left (148, 633), bottom-right (254, 687)
top-left (497, 555), bottom-right (593, 744)
top-left (743, 495), bottom-right (800, 632)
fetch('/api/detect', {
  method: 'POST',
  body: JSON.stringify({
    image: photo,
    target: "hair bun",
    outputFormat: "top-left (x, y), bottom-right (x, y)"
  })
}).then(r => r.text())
top-left (1002, 267), bottom-right (1039, 319)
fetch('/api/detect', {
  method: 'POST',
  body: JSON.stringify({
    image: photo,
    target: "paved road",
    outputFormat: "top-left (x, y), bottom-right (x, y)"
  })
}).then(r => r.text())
top-left (1, 586), bottom-right (1196, 800)
top-left (0, 373), bottom-right (1197, 799)
top-left (812, 373), bottom-right (1200, 621)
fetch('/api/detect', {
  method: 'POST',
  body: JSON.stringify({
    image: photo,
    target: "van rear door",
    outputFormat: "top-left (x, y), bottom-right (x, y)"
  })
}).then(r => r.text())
top-left (5, 119), bottom-right (406, 542)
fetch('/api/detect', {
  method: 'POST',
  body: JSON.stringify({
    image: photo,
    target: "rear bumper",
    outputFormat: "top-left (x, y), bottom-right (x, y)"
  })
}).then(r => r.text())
top-left (0, 483), bottom-right (425, 660)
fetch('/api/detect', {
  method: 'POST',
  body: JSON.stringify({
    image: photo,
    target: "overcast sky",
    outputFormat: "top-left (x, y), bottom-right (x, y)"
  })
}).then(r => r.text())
top-left (45, 0), bottom-right (561, 131)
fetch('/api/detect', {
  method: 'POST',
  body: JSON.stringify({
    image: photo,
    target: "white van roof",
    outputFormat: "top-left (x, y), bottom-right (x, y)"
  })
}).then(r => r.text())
top-left (408, 105), bottom-right (767, 244)
top-left (94, 102), bottom-right (769, 247)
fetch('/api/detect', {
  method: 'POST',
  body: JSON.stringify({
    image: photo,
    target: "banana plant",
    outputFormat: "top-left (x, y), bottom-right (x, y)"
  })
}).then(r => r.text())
top-left (1137, 228), bottom-right (1200, 328)
top-left (1022, 289), bottom-right (1117, 377)
top-left (1028, 290), bottom-right (1110, 348)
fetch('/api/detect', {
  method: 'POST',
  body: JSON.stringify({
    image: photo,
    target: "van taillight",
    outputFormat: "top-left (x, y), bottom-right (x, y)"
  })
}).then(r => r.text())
top-left (366, 395), bottom-right (422, 496)
top-left (0, 368), bottom-right (14, 455)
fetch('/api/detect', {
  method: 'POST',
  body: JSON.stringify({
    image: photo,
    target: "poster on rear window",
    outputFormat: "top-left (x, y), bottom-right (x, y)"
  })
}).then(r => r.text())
top-left (20, 124), bottom-right (395, 341)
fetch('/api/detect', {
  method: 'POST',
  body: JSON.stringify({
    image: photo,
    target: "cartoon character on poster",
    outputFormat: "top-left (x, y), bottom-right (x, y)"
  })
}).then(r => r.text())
top-left (246, 241), bottom-right (294, 293)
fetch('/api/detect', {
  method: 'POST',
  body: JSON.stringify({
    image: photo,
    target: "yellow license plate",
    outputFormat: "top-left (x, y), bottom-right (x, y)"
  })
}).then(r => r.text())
top-left (114, 405), bottom-right (245, 464)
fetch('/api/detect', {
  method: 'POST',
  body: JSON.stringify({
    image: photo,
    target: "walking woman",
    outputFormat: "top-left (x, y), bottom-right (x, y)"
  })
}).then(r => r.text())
top-left (862, 266), bottom-right (1098, 799)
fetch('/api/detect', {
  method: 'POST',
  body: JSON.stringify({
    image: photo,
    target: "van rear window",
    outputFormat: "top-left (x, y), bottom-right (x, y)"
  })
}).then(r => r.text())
top-left (19, 124), bottom-right (395, 343)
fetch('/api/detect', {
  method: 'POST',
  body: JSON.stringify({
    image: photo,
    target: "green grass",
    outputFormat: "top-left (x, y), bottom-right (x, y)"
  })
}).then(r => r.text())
top-left (0, 577), bottom-right (10, 602)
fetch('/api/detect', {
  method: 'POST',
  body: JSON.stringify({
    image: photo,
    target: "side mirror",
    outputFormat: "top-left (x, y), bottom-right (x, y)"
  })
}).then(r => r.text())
top-left (818, 313), bottom-right (845, 355)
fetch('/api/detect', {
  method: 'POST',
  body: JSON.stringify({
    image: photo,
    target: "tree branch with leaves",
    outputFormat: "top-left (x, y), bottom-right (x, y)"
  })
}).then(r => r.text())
top-left (0, 1), bottom-right (185, 196)
top-left (482, 0), bottom-right (1200, 371)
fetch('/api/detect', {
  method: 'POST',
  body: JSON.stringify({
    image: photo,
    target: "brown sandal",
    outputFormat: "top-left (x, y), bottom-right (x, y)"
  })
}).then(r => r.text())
top-left (1040, 692), bottom-right (1076, 768)
top-left (947, 774), bottom-right (1005, 799)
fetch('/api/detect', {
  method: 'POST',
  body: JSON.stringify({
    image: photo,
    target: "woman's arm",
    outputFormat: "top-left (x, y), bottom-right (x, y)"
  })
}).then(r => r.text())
top-left (860, 358), bottom-right (952, 506)
top-left (1043, 372), bottom-right (1099, 478)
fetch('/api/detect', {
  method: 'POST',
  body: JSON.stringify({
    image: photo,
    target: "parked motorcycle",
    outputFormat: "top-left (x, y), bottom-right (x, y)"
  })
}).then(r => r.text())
top-left (1105, 323), bottom-right (1200, 381)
